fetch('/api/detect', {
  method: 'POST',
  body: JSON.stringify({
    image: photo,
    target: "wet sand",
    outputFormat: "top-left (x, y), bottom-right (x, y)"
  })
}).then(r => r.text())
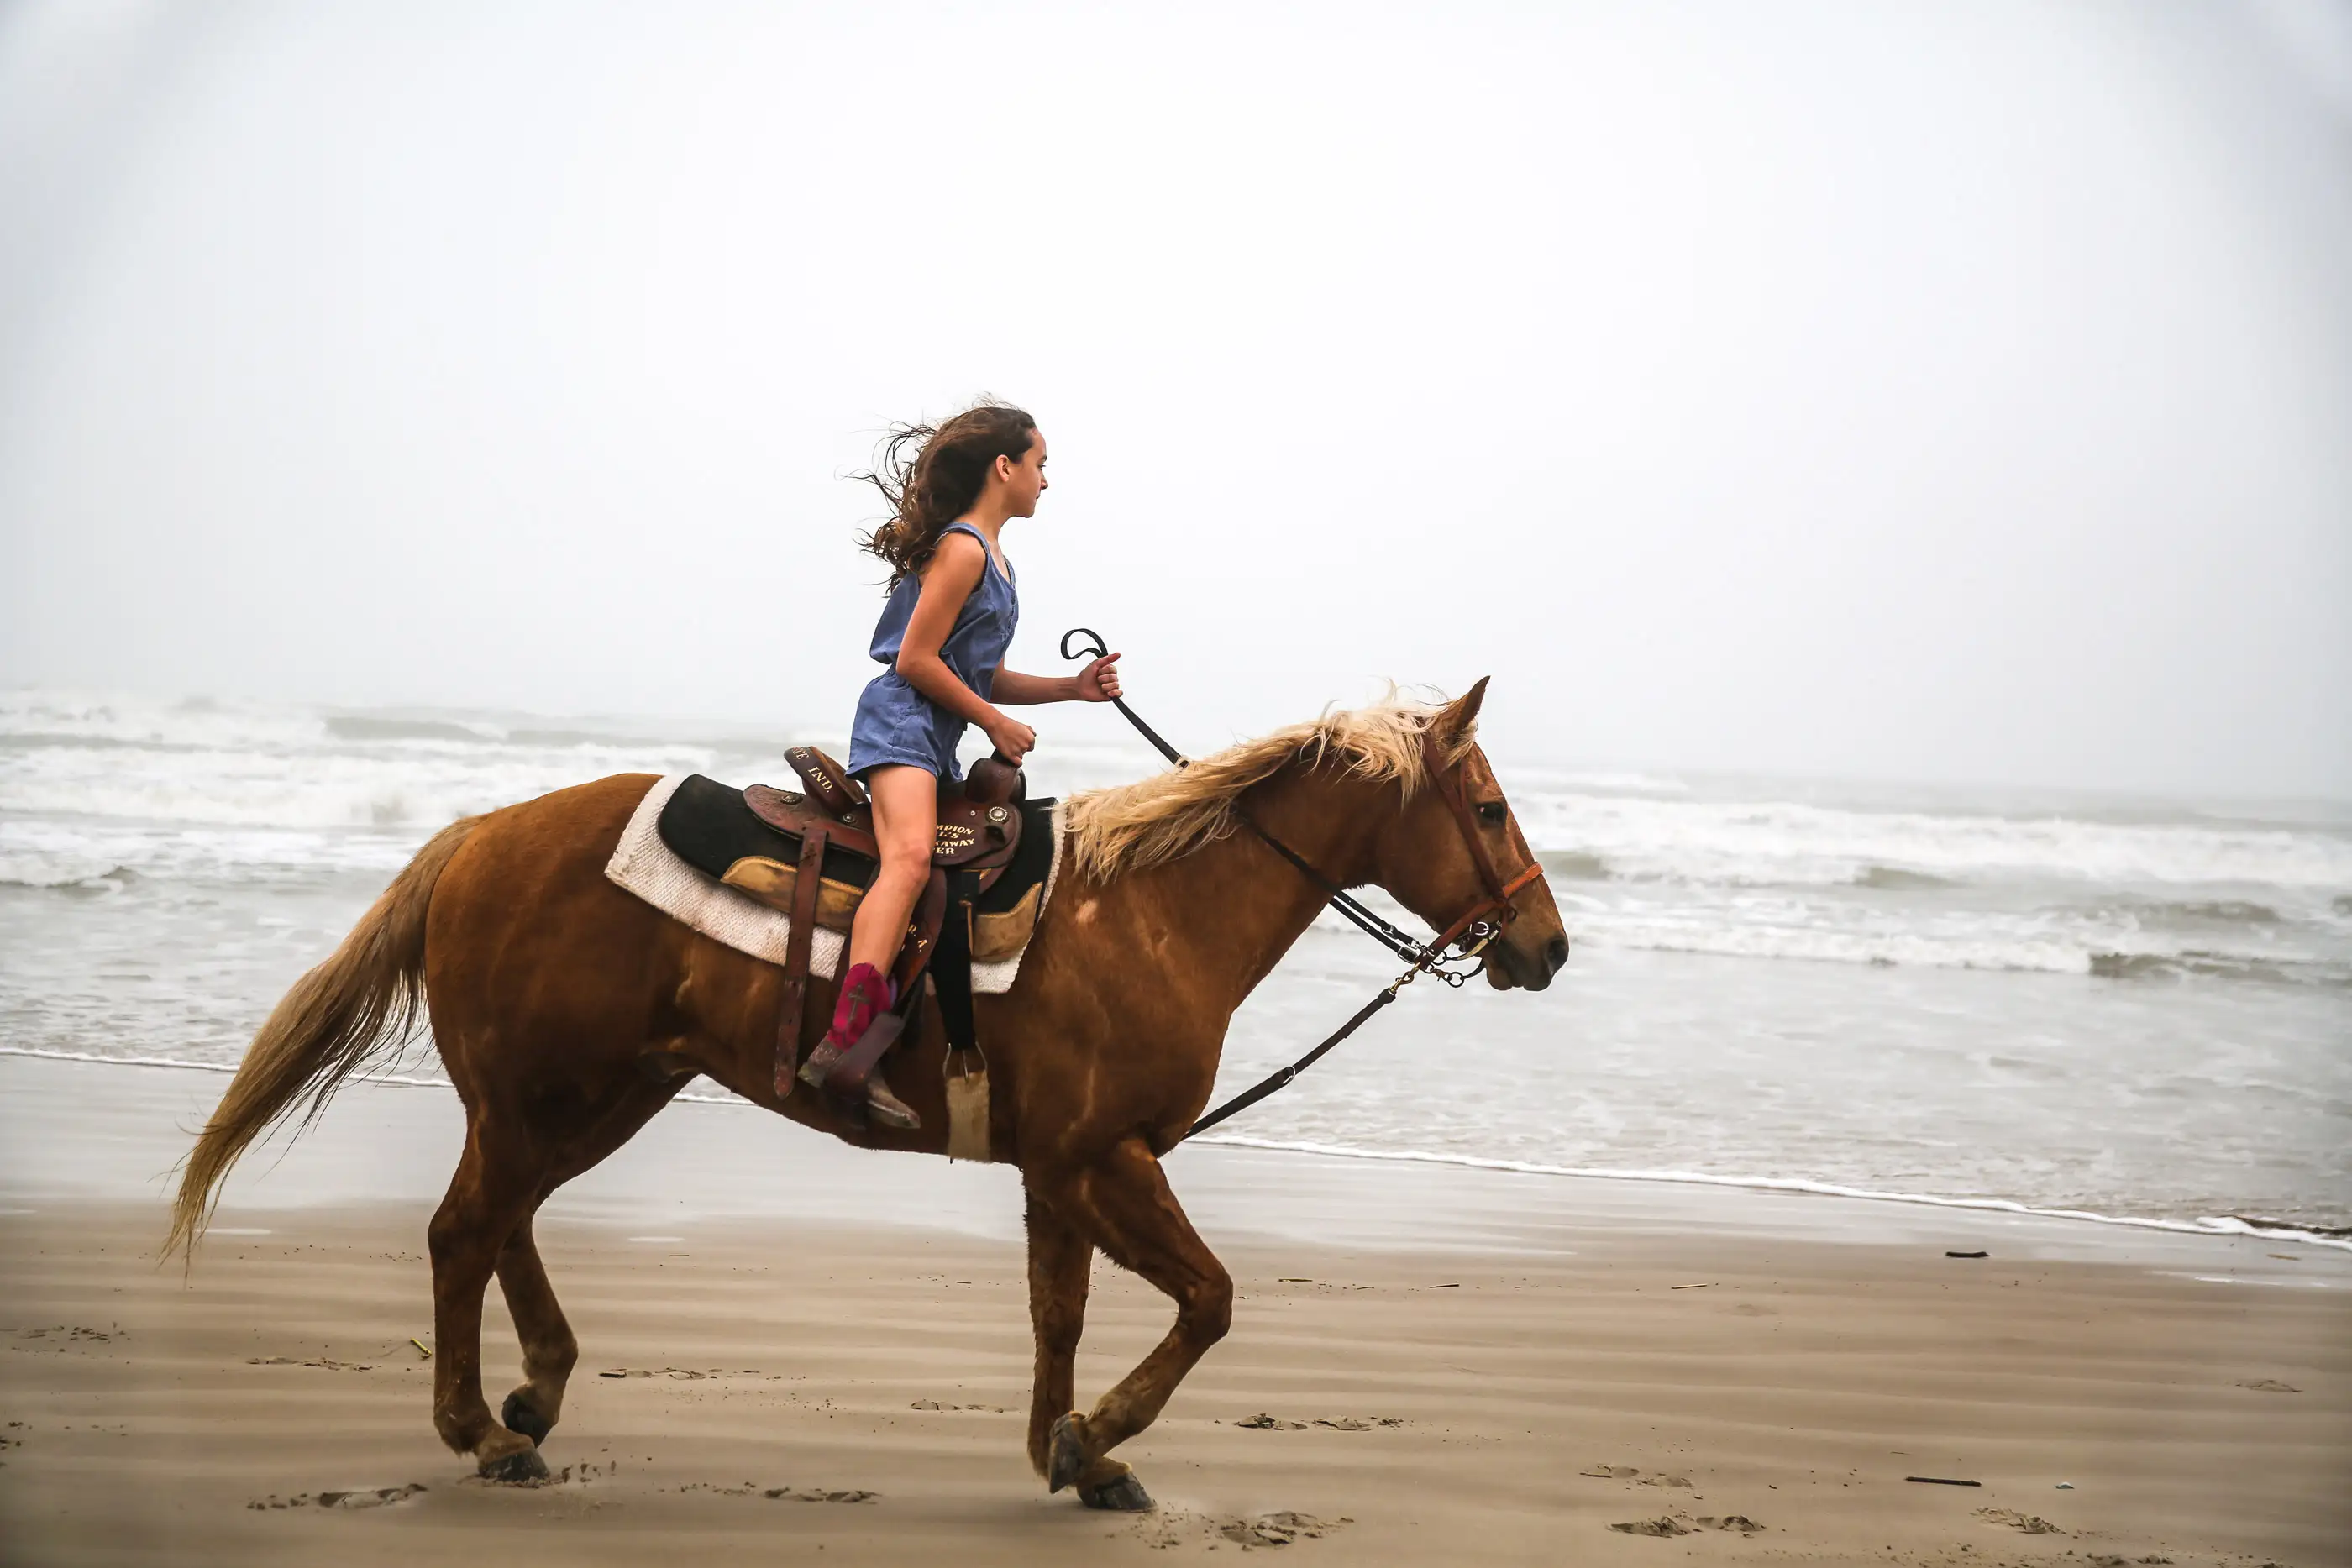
top-left (1, 1057), bottom-right (2346, 1565)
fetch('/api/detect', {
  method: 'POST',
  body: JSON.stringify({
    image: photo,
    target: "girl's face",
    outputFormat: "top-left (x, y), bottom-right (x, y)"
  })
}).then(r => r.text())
top-left (995, 430), bottom-right (1049, 517)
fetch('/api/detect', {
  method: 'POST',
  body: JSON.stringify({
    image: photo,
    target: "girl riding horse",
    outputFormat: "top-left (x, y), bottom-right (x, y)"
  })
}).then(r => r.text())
top-left (803, 403), bottom-right (1122, 1126)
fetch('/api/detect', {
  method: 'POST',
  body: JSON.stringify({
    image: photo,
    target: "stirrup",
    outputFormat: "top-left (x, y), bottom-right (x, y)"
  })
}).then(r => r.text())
top-left (796, 1038), bottom-right (844, 1091)
top-left (862, 1072), bottom-right (921, 1131)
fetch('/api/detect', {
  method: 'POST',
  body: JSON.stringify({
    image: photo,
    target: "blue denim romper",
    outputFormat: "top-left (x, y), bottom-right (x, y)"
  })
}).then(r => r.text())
top-left (846, 522), bottom-right (1018, 782)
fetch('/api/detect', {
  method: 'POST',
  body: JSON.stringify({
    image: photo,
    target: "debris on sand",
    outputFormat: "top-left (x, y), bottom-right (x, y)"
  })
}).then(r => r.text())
top-left (1977, 1508), bottom-right (2064, 1534)
top-left (2237, 1379), bottom-right (2299, 1394)
top-left (1945, 1251), bottom-right (1989, 1259)
top-left (764, 1487), bottom-right (876, 1503)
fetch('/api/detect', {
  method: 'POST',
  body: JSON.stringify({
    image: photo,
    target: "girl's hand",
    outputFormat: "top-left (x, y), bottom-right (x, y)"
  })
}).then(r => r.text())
top-left (1074, 653), bottom-right (1123, 702)
top-left (984, 715), bottom-right (1037, 765)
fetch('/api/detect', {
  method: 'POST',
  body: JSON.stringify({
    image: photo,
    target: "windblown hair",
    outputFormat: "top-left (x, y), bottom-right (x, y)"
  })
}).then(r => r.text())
top-left (856, 401), bottom-right (1038, 585)
top-left (1064, 693), bottom-right (1478, 883)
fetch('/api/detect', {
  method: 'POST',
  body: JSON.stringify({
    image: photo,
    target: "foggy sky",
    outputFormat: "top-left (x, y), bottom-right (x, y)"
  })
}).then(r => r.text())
top-left (3, 0), bottom-right (2348, 798)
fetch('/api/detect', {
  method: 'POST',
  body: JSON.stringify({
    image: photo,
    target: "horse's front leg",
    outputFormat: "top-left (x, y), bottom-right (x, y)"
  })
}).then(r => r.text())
top-left (1036, 1135), bottom-right (1232, 1509)
top-left (1022, 1188), bottom-right (1101, 1482)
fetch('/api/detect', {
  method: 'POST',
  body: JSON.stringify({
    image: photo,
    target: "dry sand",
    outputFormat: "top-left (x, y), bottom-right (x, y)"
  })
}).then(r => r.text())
top-left (1, 1057), bottom-right (2345, 1565)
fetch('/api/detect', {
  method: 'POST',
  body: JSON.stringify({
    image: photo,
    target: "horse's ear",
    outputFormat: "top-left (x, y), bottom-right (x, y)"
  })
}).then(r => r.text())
top-left (1434, 677), bottom-right (1489, 745)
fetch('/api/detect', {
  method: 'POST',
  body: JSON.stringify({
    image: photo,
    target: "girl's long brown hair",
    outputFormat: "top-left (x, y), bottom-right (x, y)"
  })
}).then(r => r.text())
top-left (856, 401), bottom-right (1038, 585)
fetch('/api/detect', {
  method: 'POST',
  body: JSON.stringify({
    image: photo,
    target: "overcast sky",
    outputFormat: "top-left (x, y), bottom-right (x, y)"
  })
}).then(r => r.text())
top-left (2, 0), bottom-right (2347, 797)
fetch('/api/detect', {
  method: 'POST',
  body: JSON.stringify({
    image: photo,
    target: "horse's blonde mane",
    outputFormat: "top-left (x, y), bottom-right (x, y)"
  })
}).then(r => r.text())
top-left (1064, 693), bottom-right (1476, 883)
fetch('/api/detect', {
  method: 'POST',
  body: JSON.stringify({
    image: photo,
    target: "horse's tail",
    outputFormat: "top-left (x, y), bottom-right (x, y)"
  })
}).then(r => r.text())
top-left (166, 813), bottom-right (484, 1261)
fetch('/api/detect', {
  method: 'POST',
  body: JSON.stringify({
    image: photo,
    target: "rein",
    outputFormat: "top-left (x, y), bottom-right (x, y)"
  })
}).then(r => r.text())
top-left (1058, 628), bottom-right (1546, 1141)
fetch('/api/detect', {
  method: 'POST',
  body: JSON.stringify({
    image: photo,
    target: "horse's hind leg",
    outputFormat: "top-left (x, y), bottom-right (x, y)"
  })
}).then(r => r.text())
top-left (488, 1077), bottom-right (682, 1448)
top-left (428, 1117), bottom-right (549, 1479)
top-left (1037, 1135), bottom-right (1232, 1510)
top-left (492, 1217), bottom-right (573, 1445)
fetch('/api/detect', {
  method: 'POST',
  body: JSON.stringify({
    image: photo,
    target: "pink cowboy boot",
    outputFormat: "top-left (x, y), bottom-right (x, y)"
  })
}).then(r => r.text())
top-left (795, 962), bottom-right (921, 1130)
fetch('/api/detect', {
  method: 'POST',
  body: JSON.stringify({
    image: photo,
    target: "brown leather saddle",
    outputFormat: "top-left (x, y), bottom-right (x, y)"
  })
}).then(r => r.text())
top-left (719, 747), bottom-right (1025, 1119)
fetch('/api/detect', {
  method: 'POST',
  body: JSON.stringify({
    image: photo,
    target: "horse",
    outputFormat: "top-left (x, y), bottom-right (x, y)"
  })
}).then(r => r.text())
top-left (167, 679), bottom-right (1567, 1510)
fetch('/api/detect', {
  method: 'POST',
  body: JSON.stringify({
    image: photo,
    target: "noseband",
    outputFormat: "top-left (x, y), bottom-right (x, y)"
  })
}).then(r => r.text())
top-left (1057, 628), bottom-right (1551, 1139)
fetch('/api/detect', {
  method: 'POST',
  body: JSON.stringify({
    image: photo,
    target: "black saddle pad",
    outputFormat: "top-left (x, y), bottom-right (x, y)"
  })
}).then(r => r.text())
top-left (655, 774), bottom-right (1058, 917)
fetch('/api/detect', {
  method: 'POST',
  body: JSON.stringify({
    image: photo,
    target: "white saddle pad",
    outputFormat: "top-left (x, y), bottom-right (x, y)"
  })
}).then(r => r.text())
top-left (604, 773), bottom-right (1061, 994)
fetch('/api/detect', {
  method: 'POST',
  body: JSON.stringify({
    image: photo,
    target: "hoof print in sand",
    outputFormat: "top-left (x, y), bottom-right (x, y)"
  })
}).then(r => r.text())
top-left (461, 1463), bottom-right (572, 1490)
top-left (1137, 1509), bottom-right (1350, 1550)
top-left (249, 1484), bottom-right (426, 1511)
top-left (1977, 1508), bottom-right (2064, 1534)
top-left (908, 1399), bottom-right (1008, 1412)
top-left (1581, 1466), bottom-right (1692, 1487)
top-left (1221, 1511), bottom-right (1343, 1547)
top-left (764, 1487), bottom-right (876, 1503)
top-left (1610, 1514), bottom-right (1762, 1537)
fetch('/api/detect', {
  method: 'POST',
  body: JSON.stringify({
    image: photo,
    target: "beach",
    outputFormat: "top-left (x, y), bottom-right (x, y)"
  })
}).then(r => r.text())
top-left (2, 1056), bottom-right (2344, 1566)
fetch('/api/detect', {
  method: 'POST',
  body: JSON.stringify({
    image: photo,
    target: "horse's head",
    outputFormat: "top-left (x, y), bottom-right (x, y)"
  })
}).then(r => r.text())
top-left (1369, 679), bottom-right (1569, 992)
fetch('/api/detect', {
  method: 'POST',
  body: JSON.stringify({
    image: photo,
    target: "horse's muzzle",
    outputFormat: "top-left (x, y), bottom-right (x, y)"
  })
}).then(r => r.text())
top-left (1488, 931), bottom-right (1570, 991)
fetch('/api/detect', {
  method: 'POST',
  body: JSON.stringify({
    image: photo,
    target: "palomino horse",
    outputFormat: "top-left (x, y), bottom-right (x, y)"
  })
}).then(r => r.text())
top-left (170, 681), bottom-right (1566, 1509)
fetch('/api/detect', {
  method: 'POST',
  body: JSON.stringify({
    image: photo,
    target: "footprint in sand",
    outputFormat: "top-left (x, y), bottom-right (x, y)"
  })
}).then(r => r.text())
top-left (248, 1484), bottom-right (426, 1511)
top-left (1609, 1514), bottom-right (1762, 1537)
top-left (1579, 1466), bottom-right (1691, 1487)
top-left (1136, 1508), bottom-right (1352, 1550)
top-left (1976, 1508), bottom-right (2064, 1534)
top-left (908, 1399), bottom-right (1009, 1413)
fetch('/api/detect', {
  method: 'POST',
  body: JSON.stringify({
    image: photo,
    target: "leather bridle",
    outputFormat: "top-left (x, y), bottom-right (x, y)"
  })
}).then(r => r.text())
top-left (1057, 628), bottom-right (1552, 1140)
top-left (1232, 724), bottom-right (1546, 983)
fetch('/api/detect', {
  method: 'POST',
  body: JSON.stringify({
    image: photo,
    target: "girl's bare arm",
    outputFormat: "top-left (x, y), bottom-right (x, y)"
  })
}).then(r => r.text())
top-left (993, 654), bottom-right (1122, 706)
top-left (893, 534), bottom-right (1035, 758)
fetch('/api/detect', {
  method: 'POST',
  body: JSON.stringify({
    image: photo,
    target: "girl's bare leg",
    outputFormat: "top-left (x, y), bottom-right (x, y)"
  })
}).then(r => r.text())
top-left (799, 764), bottom-right (935, 1128)
top-left (848, 764), bottom-right (937, 972)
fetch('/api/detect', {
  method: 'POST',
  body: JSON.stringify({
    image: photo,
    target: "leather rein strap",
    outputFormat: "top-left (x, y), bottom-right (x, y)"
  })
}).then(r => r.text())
top-left (1055, 628), bottom-right (1549, 1141)
top-left (1184, 729), bottom-right (1545, 1141)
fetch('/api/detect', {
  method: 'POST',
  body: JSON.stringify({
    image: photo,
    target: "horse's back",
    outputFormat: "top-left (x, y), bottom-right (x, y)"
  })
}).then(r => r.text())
top-left (425, 774), bottom-right (677, 1070)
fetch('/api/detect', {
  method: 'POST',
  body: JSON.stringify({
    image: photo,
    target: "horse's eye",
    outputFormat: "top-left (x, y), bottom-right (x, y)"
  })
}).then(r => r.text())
top-left (1477, 800), bottom-right (1507, 826)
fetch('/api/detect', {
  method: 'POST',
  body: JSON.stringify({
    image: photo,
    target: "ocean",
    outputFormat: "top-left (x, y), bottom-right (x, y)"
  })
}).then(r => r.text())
top-left (3, 688), bottom-right (2346, 1246)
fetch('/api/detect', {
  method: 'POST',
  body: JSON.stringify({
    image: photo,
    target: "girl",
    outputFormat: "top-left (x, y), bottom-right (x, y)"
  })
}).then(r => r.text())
top-left (799, 402), bottom-right (1122, 1128)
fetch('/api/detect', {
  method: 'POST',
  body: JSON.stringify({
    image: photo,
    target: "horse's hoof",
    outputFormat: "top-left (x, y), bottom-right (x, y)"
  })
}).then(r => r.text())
top-left (1045, 1413), bottom-right (1088, 1494)
top-left (477, 1445), bottom-right (550, 1484)
top-left (500, 1391), bottom-right (553, 1445)
top-left (1079, 1473), bottom-right (1154, 1512)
